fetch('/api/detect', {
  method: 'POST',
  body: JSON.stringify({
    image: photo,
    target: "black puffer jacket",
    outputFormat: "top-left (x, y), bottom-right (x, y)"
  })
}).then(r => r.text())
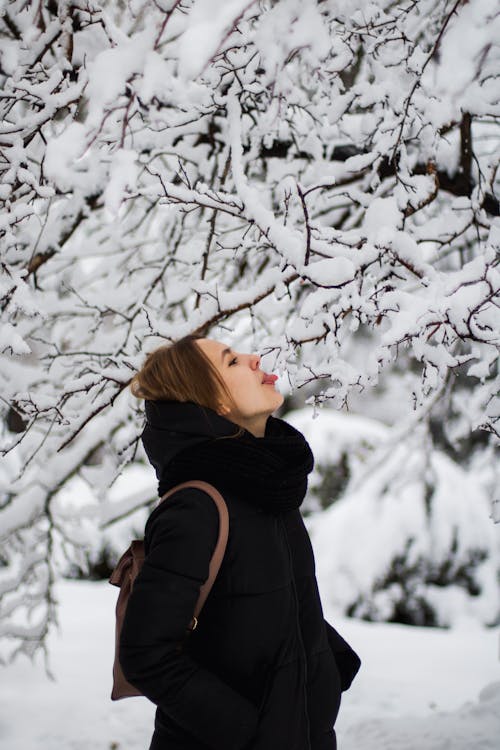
top-left (120, 401), bottom-right (361, 750)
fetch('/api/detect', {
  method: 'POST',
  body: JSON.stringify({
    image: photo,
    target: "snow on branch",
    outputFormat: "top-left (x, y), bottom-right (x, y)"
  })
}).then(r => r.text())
top-left (0, 0), bottom-right (498, 659)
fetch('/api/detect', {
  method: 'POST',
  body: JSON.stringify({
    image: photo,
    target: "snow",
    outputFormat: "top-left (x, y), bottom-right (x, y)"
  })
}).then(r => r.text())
top-left (85, 32), bottom-right (153, 128)
top-left (287, 408), bottom-right (500, 627)
top-left (178, 0), bottom-right (254, 80)
top-left (103, 149), bottom-right (139, 217)
top-left (43, 122), bottom-right (88, 192)
top-left (0, 322), bottom-right (31, 355)
top-left (302, 257), bottom-right (356, 287)
top-left (0, 579), bottom-right (498, 749)
top-left (433, 0), bottom-right (500, 108)
top-left (362, 197), bottom-right (402, 237)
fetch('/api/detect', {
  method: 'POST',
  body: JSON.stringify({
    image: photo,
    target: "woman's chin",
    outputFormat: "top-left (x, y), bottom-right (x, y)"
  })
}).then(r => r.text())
top-left (272, 392), bottom-right (285, 410)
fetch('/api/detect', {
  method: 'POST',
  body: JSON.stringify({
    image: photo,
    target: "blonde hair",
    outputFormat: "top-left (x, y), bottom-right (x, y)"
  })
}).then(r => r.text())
top-left (130, 335), bottom-right (237, 416)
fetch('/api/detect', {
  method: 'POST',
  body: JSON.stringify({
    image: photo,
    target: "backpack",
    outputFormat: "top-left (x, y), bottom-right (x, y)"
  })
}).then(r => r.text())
top-left (109, 479), bottom-right (229, 701)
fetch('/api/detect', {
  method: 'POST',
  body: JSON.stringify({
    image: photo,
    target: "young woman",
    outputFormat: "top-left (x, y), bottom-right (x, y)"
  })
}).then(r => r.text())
top-left (120, 335), bottom-right (361, 750)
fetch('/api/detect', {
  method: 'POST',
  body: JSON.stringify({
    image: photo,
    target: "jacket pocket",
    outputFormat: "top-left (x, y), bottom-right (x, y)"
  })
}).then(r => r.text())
top-left (252, 660), bottom-right (310, 750)
top-left (307, 648), bottom-right (342, 736)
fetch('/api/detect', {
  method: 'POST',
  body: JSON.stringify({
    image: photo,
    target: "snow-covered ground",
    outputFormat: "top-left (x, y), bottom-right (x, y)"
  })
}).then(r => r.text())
top-left (0, 579), bottom-right (498, 749)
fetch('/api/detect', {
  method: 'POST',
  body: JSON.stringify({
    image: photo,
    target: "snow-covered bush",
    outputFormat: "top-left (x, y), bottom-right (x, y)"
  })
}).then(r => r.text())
top-left (0, 0), bottom-right (498, 658)
top-left (288, 408), bottom-right (499, 628)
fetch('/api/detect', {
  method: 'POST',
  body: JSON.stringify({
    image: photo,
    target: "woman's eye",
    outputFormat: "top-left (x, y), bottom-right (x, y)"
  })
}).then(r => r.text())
top-left (229, 357), bottom-right (238, 366)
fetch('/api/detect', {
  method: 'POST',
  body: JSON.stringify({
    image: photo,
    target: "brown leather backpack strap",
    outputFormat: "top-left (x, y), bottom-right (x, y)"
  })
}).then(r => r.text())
top-left (158, 479), bottom-right (229, 626)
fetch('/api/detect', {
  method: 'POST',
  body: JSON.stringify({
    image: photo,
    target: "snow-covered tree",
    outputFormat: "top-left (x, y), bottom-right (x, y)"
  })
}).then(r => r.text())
top-left (1, 0), bottom-right (498, 660)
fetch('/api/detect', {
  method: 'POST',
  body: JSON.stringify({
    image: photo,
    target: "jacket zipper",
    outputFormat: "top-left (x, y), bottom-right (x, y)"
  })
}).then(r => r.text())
top-left (280, 515), bottom-right (312, 750)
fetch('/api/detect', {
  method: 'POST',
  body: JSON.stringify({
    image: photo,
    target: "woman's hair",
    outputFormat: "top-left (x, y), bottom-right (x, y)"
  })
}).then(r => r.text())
top-left (130, 334), bottom-right (236, 414)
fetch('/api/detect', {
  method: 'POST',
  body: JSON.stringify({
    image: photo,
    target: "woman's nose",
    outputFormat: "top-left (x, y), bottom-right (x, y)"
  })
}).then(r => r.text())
top-left (249, 353), bottom-right (261, 370)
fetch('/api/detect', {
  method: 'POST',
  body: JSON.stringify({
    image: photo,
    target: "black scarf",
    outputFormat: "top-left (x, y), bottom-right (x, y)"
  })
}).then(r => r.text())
top-left (156, 412), bottom-right (314, 515)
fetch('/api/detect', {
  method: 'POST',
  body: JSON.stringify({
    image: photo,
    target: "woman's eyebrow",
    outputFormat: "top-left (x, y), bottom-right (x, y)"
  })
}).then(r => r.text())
top-left (221, 347), bottom-right (232, 363)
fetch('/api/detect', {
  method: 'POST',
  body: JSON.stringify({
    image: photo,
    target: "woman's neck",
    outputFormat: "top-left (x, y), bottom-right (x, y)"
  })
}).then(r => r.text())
top-left (230, 414), bottom-right (269, 438)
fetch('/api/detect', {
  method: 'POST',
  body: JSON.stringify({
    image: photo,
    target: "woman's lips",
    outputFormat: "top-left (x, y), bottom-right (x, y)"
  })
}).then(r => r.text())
top-left (262, 373), bottom-right (278, 385)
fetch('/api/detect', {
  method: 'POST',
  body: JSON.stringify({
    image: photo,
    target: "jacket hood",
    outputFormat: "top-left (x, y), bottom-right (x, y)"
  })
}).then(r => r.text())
top-left (142, 400), bottom-right (249, 489)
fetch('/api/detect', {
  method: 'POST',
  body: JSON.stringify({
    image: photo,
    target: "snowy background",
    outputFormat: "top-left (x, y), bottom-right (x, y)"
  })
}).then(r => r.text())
top-left (1, 579), bottom-right (499, 749)
top-left (1, 0), bottom-right (499, 747)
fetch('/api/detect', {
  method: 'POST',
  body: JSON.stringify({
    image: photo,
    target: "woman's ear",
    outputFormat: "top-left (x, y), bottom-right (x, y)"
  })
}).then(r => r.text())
top-left (217, 401), bottom-right (231, 416)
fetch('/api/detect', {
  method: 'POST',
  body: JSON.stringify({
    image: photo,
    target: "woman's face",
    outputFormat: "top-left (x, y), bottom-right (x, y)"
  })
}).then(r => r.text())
top-left (196, 338), bottom-right (284, 436)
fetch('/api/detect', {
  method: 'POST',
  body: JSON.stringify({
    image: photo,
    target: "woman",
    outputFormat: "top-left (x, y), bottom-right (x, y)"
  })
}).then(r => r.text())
top-left (120, 335), bottom-right (361, 750)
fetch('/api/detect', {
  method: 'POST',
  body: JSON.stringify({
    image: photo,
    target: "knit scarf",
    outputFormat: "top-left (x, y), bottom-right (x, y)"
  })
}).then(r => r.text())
top-left (159, 417), bottom-right (314, 515)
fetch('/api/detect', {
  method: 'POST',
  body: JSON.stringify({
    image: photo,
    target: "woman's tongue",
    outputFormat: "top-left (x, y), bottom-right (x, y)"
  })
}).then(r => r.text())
top-left (263, 373), bottom-right (278, 385)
